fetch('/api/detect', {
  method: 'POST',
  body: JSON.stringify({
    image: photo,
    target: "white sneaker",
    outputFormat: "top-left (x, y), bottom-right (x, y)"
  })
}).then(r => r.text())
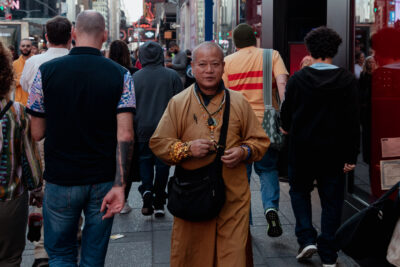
top-left (296, 244), bottom-right (317, 261)
top-left (120, 202), bottom-right (132, 214)
top-left (154, 208), bottom-right (165, 218)
top-left (322, 263), bottom-right (337, 267)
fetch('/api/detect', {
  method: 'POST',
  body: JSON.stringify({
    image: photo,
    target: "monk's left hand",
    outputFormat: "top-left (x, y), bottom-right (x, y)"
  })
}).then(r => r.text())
top-left (221, 147), bottom-right (245, 168)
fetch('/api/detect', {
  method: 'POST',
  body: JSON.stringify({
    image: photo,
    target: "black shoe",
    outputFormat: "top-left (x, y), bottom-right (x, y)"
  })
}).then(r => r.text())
top-left (32, 258), bottom-right (49, 267)
top-left (153, 204), bottom-right (165, 218)
top-left (296, 244), bottom-right (317, 262)
top-left (153, 195), bottom-right (165, 218)
top-left (265, 209), bottom-right (283, 237)
top-left (141, 192), bottom-right (154, 216)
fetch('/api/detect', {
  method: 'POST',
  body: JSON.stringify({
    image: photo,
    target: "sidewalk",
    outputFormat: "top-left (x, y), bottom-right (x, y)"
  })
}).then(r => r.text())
top-left (21, 172), bottom-right (359, 267)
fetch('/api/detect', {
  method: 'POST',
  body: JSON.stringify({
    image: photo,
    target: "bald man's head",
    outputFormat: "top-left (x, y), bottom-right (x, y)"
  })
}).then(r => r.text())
top-left (75, 10), bottom-right (105, 37)
top-left (192, 42), bottom-right (224, 63)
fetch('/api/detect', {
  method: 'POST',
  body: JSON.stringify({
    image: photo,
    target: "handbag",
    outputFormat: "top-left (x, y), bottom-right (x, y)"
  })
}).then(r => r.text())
top-left (335, 181), bottom-right (400, 261)
top-left (261, 49), bottom-right (285, 150)
top-left (167, 89), bottom-right (230, 222)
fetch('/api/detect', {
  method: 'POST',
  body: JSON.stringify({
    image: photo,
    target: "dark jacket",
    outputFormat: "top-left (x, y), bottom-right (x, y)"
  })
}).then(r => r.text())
top-left (134, 41), bottom-right (183, 142)
top-left (281, 67), bottom-right (360, 172)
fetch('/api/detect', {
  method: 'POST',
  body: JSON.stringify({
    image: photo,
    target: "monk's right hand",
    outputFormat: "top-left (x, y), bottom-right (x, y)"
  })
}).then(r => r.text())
top-left (190, 139), bottom-right (213, 158)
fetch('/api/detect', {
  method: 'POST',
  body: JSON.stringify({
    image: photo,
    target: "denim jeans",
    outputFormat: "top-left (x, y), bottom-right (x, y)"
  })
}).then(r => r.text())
top-left (137, 142), bottom-right (170, 203)
top-left (246, 147), bottom-right (280, 211)
top-left (288, 166), bottom-right (345, 264)
top-left (43, 181), bottom-right (114, 267)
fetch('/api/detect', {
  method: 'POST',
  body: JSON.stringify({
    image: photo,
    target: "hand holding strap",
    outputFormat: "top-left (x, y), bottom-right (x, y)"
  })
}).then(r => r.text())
top-left (215, 89), bottom-right (230, 160)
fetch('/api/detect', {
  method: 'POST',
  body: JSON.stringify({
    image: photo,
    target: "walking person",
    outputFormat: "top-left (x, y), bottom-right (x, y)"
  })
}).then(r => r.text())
top-left (109, 40), bottom-right (139, 76)
top-left (222, 23), bottom-right (288, 237)
top-left (19, 16), bottom-right (72, 267)
top-left (280, 27), bottom-right (359, 267)
top-left (13, 38), bottom-right (32, 105)
top-left (150, 42), bottom-right (269, 266)
top-left (108, 40), bottom-right (139, 215)
top-left (358, 56), bottom-right (376, 165)
top-left (166, 41), bottom-right (187, 85)
top-left (0, 41), bottom-right (43, 267)
top-left (26, 11), bottom-right (135, 266)
top-left (354, 51), bottom-right (365, 79)
top-left (134, 41), bottom-right (183, 217)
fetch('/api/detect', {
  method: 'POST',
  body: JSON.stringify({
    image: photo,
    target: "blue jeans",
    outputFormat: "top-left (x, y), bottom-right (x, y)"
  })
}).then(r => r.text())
top-left (246, 147), bottom-right (280, 211)
top-left (43, 181), bottom-right (114, 267)
top-left (288, 166), bottom-right (345, 264)
top-left (137, 142), bottom-right (170, 203)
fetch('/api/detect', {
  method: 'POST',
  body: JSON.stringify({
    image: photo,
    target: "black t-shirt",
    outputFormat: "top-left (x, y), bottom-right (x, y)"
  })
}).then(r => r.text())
top-left (26, 47), bottom-right (136, 186)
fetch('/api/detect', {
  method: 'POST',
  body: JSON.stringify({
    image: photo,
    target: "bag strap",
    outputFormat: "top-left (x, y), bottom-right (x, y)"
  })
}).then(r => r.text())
top-left (0, 101), bottom-right (13, 119)
top-left (262, 49), bottom-right (273, 106)
top-left (215, 89), bottom-right (230, 159)
top-left (374, 181), bottom-right (400, 205)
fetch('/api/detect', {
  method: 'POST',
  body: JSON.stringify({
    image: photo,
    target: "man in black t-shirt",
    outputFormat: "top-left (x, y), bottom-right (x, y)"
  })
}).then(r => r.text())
top-left (27, 11), bottom-right (135, 266)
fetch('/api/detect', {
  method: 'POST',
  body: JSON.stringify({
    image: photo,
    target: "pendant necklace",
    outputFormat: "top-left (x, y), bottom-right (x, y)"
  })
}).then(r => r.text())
top-left (194, 89), bottom-right (226, 141)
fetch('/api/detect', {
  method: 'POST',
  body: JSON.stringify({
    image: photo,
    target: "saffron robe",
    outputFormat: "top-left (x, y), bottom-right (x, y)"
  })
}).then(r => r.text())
top-left (13, 55), bottom-right (30, 105)
top-left (150, 85), bottom-right (269, 267)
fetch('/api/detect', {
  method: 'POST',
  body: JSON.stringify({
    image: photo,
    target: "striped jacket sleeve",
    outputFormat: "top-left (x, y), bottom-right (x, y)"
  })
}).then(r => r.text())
top-left (20, 105), bottom-right (43, 190)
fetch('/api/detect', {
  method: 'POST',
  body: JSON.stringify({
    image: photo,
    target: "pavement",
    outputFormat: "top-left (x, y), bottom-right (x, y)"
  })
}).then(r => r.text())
top-left (21, 170), bottom-right (360, 267)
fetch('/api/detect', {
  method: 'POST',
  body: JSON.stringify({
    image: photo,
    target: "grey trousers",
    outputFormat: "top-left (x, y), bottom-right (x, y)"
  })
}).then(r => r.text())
top-left (0, 191), bottom-right (29, 267)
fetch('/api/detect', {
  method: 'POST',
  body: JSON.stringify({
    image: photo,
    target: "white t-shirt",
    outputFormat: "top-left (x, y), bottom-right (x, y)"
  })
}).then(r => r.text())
top-left (20, 48), bottom-right (69, 93)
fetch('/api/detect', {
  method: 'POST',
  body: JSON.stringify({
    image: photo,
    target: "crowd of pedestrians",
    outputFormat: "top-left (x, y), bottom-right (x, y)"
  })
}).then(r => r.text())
top-left (0, 9), bottom-right (369, 267)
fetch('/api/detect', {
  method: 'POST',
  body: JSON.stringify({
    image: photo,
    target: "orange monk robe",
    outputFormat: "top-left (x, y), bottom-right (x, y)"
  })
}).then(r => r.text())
top-left (13, 55), bottom-right (30, 105)
top-left (150, 85), bottom-right (270, 267)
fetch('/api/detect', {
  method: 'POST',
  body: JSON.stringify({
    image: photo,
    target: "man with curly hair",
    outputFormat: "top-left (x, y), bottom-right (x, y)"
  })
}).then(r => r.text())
top-left (280, 26), bottom-right (359, 267)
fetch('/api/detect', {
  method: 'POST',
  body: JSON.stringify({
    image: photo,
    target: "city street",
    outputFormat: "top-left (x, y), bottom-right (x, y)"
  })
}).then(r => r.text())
top-left (21, 171), bottom-right (359, 267)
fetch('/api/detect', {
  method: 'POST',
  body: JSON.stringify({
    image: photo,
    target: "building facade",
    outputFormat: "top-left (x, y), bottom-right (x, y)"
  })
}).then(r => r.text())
top-left (93, 0), bottom-right (109, 31)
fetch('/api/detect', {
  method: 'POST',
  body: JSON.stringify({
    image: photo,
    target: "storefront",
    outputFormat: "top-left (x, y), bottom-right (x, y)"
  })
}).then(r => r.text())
top-left (0, 0), bottom-right (60, 50)
top-left (0, 20), bottom-right (28, 48)
top-left (352, 0), bottom-right (400, 203)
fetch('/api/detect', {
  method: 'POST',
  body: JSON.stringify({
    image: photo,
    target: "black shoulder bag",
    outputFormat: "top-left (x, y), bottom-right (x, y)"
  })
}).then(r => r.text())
top-left (335, 181), bottom-right (400, 261)
top-left (167, 89), bottom-right (230, 221)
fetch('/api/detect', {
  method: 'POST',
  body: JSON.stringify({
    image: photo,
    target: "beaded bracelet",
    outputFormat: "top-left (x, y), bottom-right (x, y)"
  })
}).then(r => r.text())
top-left (240, 144), bottom-right (251, 161)
top-left (169, 141), bottom-right (192, 163)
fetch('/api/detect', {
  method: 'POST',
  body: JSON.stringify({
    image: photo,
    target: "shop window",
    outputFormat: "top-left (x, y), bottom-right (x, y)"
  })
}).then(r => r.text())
top-left (353, 0), bottom-right (400, 201)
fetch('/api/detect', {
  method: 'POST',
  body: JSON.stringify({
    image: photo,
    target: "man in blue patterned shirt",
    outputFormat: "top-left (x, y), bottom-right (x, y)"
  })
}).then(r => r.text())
top-left (26, 11), bottom-right (135, 266)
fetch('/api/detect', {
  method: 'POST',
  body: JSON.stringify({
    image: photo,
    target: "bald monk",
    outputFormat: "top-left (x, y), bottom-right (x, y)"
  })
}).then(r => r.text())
top-left (150, 42), bottom-right (269, 266)
top-left (27, 10), bottom-right (135, 266)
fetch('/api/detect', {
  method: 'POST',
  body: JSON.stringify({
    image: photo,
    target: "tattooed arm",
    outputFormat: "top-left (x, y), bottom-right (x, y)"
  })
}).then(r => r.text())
top-left (114, 112), bottom-right (134, 186)
top-left (101, 112), bottom-right (134, 219)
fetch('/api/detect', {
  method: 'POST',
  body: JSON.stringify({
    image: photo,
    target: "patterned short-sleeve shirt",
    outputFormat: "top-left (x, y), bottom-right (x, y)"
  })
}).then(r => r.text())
top-left (27, 71), bottom-right (136, 116)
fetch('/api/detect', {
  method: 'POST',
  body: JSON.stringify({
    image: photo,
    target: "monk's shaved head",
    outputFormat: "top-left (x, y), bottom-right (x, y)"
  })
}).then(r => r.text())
top-left (192, 42), bottom-right (224, 62)
top-left (75, 10), bottom-right (105, 37)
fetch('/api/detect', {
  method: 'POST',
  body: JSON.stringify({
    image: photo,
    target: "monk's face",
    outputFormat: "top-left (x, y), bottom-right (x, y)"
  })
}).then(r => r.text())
top-left (192, 47), bottom-right (224, 94)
